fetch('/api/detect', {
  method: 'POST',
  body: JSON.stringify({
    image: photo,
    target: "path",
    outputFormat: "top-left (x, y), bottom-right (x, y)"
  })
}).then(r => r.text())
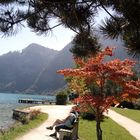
top-left (105, 109), bottom-right (140, 140)
top-left (16, 105), bottom-right (140, 140)
top-left (16, 105), bottom-right (73, 140)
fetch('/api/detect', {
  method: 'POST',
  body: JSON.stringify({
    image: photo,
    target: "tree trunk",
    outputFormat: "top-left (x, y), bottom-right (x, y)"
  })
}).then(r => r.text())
top-left (96, 114), bottom-right (102, 140)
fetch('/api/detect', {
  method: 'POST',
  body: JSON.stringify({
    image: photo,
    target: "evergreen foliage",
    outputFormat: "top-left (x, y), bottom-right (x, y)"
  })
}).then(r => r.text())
top-left (100, 0), bottom-right (140, 57)
top-left (0, 0), bottom-right (140, 56)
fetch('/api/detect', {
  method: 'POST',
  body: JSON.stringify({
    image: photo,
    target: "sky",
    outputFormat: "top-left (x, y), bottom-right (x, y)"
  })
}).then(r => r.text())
top-left (0, 9), bottom-right (109, 55)
top-left (0, 25), bottom-right (76, 55)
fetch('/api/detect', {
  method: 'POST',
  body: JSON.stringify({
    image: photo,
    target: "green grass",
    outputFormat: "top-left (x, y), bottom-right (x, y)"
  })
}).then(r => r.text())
top-left (0, 113), bottom-right (48, 140)
top-left (79, 118), bottom-right (136, 140)
top-left (111, 107), bottom-right (140, 123)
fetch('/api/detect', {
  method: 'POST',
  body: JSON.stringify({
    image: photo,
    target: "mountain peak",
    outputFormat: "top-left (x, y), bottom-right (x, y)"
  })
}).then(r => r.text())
top-left (27, 43), bottom-right (45, 48)
top-left (22, 43), bottom-right (58, 55)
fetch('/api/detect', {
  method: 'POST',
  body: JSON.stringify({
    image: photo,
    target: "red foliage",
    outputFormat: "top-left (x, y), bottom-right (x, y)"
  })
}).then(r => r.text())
top-left (73, 94), bottom-right (118, 113)
top-left (57, 47), bottom-right (140, 113)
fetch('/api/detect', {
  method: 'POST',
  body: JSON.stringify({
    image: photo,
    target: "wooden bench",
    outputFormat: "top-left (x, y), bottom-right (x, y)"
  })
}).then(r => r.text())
top-left (58, 118), bottom-right (79, 140)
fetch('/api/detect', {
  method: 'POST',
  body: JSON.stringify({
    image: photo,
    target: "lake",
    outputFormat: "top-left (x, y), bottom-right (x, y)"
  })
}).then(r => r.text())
top-left (0, 93), bottom-right (55, 129)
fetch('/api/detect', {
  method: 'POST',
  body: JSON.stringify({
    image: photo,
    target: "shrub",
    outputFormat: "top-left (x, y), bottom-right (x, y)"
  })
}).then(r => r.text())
top-left (81, 112), bottom-right (96, 120)
top-left (118, 101), bottom-right (134, 109)
top-left (20, 115), bottom-right (29, 124)
top-left (29, 109), bottom-right (41, 120)
top-left (56, 91), bottom-right (67, 105)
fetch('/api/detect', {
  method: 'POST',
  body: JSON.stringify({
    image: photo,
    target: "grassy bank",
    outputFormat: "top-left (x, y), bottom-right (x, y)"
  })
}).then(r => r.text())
top-left (111, 107), bottom-right (140, 123)
top-left (79, 117), bottom-right (136, 140)
top-left (0, 113), bottom-right (48, 140)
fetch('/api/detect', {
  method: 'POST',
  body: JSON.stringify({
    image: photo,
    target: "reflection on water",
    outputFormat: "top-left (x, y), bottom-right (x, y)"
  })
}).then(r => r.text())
top-left (0, 93), bottom-right (54, 128)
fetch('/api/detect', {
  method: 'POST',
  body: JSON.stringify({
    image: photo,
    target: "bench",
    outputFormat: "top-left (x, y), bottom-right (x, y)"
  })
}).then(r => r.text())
top-left (58, 118), bottom-right (79, 140)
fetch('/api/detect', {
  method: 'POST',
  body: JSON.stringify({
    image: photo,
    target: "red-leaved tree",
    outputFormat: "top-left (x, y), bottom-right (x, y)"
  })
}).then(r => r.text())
top-left (57, 47), bottom-right (140, 140)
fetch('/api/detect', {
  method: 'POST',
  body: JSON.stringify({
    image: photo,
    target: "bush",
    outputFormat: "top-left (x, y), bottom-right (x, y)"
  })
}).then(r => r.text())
top-left (20, 115), bottom-right (29, 124)
top-left (29, 109), bottom-right (41, 120)
top-left (118, 101), bottom-right (134, 109)
top-left (81, 112), bottom-right (96, 120)
top-left (56, 91), bottom-right (67, 105)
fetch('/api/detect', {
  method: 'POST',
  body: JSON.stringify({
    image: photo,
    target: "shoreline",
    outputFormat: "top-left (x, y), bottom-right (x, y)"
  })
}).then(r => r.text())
top-left (0, 111), bottom-right (48, 140)
top-left (0, 93), bottom-right (55, 129)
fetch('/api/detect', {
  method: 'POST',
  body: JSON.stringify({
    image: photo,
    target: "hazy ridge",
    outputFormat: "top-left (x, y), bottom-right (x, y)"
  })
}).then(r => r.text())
top-left (0, 38), bottom-right (139, 94)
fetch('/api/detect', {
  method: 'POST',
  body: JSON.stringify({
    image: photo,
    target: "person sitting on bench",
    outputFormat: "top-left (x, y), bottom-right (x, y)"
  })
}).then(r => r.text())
top-left (46, 109), bottom-right (78, 138)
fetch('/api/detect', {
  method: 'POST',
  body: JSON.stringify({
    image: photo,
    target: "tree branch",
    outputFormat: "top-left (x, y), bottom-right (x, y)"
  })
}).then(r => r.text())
top-left (98, 0), bottom-right (120, 27)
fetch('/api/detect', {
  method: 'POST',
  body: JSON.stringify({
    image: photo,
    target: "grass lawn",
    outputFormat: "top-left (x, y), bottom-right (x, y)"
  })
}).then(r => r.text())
top-left (79, 117), bottom-right (136, 140)
top-left (0, 113), bottom-right (48, 140)
top-left (111, 107), bottom-right (140, 123)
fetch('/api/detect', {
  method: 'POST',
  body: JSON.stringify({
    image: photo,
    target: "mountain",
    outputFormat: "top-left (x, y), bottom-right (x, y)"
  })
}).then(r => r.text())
top-left (27, 40), bottom-right (139, 94)
top-left (99, 36), bottom-right (131, 60)
top-left (0, 43), bottom-right (58, 93)
top-left (99, 36), bottom-right (140, 69)
top-left (0, 38), bottom-right (139, 94)
top-left (26, 43), bottom-right (74, 93)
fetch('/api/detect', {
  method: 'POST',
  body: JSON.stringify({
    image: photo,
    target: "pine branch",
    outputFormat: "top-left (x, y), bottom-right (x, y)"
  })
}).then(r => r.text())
top-left (98, 0), bottom-right (120, 28)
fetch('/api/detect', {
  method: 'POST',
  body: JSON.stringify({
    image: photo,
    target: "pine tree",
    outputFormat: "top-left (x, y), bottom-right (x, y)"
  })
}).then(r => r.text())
top-left (0, 0), bottom-right (140, 56)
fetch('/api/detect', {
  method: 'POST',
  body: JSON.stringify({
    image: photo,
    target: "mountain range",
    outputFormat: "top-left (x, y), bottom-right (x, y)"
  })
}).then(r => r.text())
top-left (0, 43), bottom-right (74, 94)
top-left (0, 38), bottom-right (139, 94)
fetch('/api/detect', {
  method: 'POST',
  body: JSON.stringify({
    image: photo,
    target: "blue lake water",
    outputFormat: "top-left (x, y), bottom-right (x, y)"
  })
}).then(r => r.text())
top-left (0, 93), bottom-right (55, 129)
